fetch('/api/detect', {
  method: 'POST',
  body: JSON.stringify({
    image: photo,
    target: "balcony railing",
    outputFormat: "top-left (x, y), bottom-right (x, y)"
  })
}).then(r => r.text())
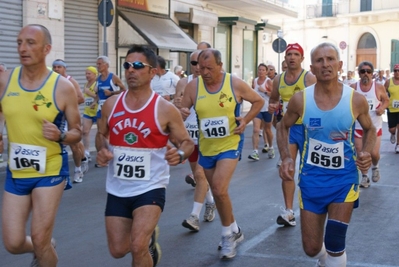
top-left (306, 4), bottom-right (338, 19)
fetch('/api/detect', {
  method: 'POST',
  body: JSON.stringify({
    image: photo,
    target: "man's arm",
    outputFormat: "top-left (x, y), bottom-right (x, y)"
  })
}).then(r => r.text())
top-left (376, 83), bottom-right (389, 115)
top-left (112, 75), bottom-right (126, 92)
top-left (268, 74), bottom-right (281, 113)
top-left (158, 99), bottom-right (194, 166)
top-left (70, 77), bottom-right (84, 104)
top-left (276, 92), bottom-right (303, 181)
top-left (173, 77), bottom-right (188, 109)
top-left (179, 79), bottom-right (196, 120)
top-left (45, 77), bottom-right (81, 145)
top-left (95, 96), bottom-right (117, 166)
top-left (232, 77), bottom-right (264, 134)
top-left (353, 92), bottom-right (376, 171)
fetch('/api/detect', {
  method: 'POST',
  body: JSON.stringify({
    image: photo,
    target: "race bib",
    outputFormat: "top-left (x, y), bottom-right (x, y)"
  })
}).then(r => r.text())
top-left (113, 148), bottom-right (151, 181)
top-left (85, 97), bottom-right (94, 107)
top-left (9, 143), bottom-right (47, 174)
top-left (98, 99), bottom-right (106, 111)
top-left (283, 102), bottom-right (288, 113)
top-left (185, 122), bottom-right (199, 141)
top-left (366, 98), bottom-right (376, 111)
top-left (392, 99), bottom-right (399, 109)
top-left (200, 116), bottom-right (230, 139)
top-left (306, 138), bottom-right (344, 169)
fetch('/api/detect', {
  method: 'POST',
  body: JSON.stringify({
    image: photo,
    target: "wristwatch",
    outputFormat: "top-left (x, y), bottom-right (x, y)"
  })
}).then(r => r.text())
top-left (58, 132), bottom-right (67, 143)
top-left (177, 150), bottom-right (185, 164)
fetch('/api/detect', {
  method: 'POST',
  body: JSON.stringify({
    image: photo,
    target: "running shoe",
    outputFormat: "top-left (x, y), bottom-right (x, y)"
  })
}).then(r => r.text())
top-left (219, 234), bottom-right (237, 259)
top-left (360, 175), bottom-right (370, 188)
top-left (218, 227), bottom-right (244, 250)
top-left (0, 153), bottom-right (3, 163)
top-left (73, 171), bottom-right (83, 183)
top-left (248, 151), bottom-right (259, 161)
top-left (276, 207), bottom-right (296, 226)
top-left (31, 238), bottom-right (56, 267)
top-left (185, 174), bottom-right (196, 187)
top-left (390, 134), bottom-right (396, 144)
top-left (371, 167), bottom-right (380, 183)
top-left (203, 202), bottom-right (216, 222)
top-left (396, 144), bottom-right (399, 154)
top-left (261, 144), bottom-right (269, 153)
top-left (315, 259), bottom-right (326, 267)
top-left (276, 158), bottom-right (282, 168)
top-left (182, 215), bottom-right (200, 231)
top-left (81, 158), bottom-right (89, 174)
top-left (149, 226), bottom-right (162, 267)
top-left (85, 151), bottom-right (92, 162)
top-left (268, 148), bottom-right (275, 159)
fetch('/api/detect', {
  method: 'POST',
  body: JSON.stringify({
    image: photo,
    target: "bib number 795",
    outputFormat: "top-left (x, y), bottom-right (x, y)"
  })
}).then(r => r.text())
top-left (116, 164), bottom-right (145, 179)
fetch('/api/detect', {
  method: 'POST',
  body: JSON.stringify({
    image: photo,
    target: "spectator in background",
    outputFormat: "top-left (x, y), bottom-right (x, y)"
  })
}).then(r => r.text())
top-left (343, 70), bottom-right (357, 85)
top-left (197, 41), bottom-right (211, 50)
top-left (375, 69), bottom-right (386, 85)
top-left (0, 63), bottom-right (6, 162)
top-left (174, 65), bottom-right (186, 79)
top-left (385, 68), bottom-right (391, 79)
top-left (281, 60), bottom-right (288, 73)
top-left (151, 55), bottom-right (180, 102)
top-left (268, 64), bottom-right (277, 80)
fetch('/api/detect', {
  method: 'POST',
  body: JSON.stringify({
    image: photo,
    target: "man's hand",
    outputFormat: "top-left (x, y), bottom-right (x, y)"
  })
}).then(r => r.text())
top-left (164, 144), bottom-right (181, 166)
top-left (279, 157), bottom-right (295, 181)
top-left (356, 151), bottom-right (372, 172)
top-left (268, 102), bottom-right (279, 114)
top-left (180, 107), bottom-right (191, 120)
top-left (234, 117), bottom-right (247, 134)
top-left (42, 119), bottom-right (61, 142)
top-left (104, 89), bottom-right (113, 96)
top-left (96, 148), bottom-right (113, 167)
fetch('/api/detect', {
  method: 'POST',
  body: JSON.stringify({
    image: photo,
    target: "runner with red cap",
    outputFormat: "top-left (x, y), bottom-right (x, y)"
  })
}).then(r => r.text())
top-left (268, 42), bottom-right (316, 227)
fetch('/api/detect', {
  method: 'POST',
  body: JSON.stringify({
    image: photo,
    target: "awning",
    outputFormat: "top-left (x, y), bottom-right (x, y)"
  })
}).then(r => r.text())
top-left (118, 10), bottom-right (197, 52)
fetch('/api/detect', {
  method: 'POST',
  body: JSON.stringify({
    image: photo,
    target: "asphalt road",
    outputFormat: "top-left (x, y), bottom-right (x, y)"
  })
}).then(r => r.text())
top-left (0, 121), bottom-right (398, 267)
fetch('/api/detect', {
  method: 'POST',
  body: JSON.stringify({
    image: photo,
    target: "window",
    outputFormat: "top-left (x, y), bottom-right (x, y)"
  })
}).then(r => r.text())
top-left (322, 0), bottom-right (333, 17)
top-left (360, 0), bottom-right (372, 12)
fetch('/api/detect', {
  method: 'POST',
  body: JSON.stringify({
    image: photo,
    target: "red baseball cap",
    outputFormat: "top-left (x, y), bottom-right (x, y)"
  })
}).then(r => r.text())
top-left (285, 43), bottom-right (304, 57)
top-left (394, 64), bottom-right (399, 70)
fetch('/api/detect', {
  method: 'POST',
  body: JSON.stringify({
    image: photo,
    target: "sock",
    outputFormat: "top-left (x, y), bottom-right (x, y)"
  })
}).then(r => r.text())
top-left (372, 164), bottom-right (379, 169)
top-left (85, 150), bottom-right (90, 157)
top-left (312, 243), bottom-right (327, 266)
top-left (254, 149), bottom-right (258, 153)
top-left (221, 226), bottom-right (232, 236)
top-left (191, 202), bottom-right (203, 217)
top-left (75, 166), bottom-right (81, 172)
top-left (205, 188), bottom-right (214, 204)
top-left (269, 146), bottom-right (274, 149)
top-left (230, 221), bottom-right (239, 233)
top-left (325, 252), bottom-right (346, 267)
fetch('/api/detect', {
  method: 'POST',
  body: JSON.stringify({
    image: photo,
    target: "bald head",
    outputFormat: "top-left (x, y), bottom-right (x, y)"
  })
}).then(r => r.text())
top-left (197, 42), bottom-right (211, 50)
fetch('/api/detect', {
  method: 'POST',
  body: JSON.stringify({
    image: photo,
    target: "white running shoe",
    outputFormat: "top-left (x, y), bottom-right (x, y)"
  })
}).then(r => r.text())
top-left (248, 151), bottom-right (259, 161)
top-left (182, 215), bottom-right (200, 231)
top-left (396, 144), bottom-right (399, 154)
top-left (268, 148), bottom-right (275, 159)
top-left (276, 207), bottom-right (296, 226)
top-left (219, 234), bottom-right (237, 259)
top-left (360, 175), bottom-right (370, 188)
top-left (218, 227), bottom-right (244, 250)
top-left (390, 134), bottom-right (396, 144)
top-left (203, 203), bottom-right (216, 222)
top-left (81, 159), bottom-right (89, 175)
top-left (73, 171), bottom-right (83, 183)
top-left (262, 144), bottom-right (269, 153)
top-left (371, 167), bottom-right (380, 183)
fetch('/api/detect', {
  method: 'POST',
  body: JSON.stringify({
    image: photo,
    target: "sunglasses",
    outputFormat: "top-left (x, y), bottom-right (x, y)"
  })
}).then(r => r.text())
top-left (359, 69), bottom-right (373, 74)
top-left (394, 70), bottom-right (399, 73)
top-left (190, 61), bottom-right (198, 66)
top-left (123, 61), bottom-right (152, 70)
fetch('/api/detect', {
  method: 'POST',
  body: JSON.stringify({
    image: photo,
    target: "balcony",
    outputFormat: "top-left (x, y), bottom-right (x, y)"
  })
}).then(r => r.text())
top-left (306, 4), bottom-right (338, 19)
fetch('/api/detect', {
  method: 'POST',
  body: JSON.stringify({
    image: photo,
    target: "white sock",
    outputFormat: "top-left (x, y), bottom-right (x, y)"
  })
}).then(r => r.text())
top-left (325, 252), bottom-right (346, 267)
top-left (230, 221), bottom-right (239, 233)
top-left (85, 150), bottom-right (90, 156)
top-left (75, 166), bottom-right (81, 172)
top-left (191, 202), bottom-right (203, 217)
top-left (205, 188), bottom-right (214, 204)
top-left (372, 164), bottom-right (379, 169)
top-left (221, 226), bottom-right (232, 236)
top-left (254, 149), bottom-right (258, 153)
top-left (312, 243), bottom-right (327, 266)
top-left (269, 146), bottom-right (274, 149)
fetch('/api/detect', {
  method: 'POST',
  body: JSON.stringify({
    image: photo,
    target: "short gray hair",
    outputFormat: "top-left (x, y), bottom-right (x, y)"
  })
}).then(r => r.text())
top-left (97, 56), bottom-right (110, 65)
top-left (0, 63), bottom-right (6, 71)
top-left (310, 42), bottom-right (340, 63)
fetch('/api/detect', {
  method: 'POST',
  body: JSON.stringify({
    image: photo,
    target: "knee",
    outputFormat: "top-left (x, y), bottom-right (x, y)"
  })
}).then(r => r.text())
top-left (210, 184), bottom-right (228, 199)
top-left (130, 237), bottom-right (148, 259)
top-left (324, 219), bottom-right (348, 255)
top-left (4, 238), bottom-right (25, 254)
top-left (109, 244), bottom-right (130, 259)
